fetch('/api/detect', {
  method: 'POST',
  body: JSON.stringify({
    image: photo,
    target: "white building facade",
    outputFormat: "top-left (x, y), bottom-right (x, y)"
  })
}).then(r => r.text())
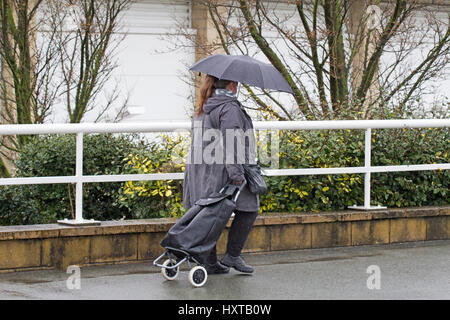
top-left (34, 0), bottom-right (450, 123)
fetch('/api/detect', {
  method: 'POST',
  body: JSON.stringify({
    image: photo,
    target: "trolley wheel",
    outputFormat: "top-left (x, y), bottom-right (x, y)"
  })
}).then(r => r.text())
top-left (161, 259), bottom-right (179, 281)
top-left (188, 266), bottom-right (208, 287)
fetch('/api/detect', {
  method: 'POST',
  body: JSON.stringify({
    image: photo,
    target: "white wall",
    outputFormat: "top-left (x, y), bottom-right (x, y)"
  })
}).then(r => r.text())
top-left (36, 0), bottom-right (448, 124)
top-left (113, 0), bottom-right (196, 123)
top-left (39, 0), bottom-right (196, 124)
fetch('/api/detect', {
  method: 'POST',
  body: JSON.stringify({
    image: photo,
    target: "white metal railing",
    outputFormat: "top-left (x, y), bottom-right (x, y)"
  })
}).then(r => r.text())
top-left (0, 119), bottom-right (449, 225)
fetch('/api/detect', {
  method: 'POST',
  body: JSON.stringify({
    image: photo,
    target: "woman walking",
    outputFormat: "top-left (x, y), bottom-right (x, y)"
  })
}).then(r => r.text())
top-left (183, 75), bottom-right (259, 274)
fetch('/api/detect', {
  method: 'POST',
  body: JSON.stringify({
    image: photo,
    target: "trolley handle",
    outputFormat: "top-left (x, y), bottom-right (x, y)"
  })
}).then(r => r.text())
top-left (232, 180), bottom-right (247, 202)
top-left (218, 180), bottom-right (247, 203)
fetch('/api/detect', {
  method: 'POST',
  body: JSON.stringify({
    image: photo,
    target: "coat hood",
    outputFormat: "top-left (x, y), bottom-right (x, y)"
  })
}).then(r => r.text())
top-left (203, 92), bottom-right (238, 114)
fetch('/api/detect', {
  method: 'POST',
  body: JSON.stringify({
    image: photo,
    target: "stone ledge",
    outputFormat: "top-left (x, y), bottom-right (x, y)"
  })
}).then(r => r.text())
top-left (0, 218), bottom-right (177, 241)
top-left (0, 206), bottom-right (448, 272)
top-left (0, 206), bottom-right (448, 241)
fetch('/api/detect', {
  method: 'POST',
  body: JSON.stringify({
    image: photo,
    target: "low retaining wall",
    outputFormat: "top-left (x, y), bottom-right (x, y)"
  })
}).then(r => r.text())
top-left (0, 206), bottom-right (448, 272)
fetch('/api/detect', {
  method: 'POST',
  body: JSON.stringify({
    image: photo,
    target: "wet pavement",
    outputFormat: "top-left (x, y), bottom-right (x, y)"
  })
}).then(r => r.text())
top-left (0, 240), bottom-right (449, 300)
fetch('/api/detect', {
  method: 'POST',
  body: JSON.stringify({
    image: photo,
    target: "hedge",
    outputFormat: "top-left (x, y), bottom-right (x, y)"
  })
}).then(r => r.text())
top-left (0, 125), bottom-right (448, 226)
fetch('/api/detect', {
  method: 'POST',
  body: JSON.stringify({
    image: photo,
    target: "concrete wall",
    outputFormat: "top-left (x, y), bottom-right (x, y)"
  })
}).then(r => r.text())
top-left (0, 206), bottom-right (448, 272)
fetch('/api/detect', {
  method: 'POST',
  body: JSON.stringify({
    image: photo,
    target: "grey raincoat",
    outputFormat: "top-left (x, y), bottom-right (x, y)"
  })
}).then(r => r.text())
top-left (183, 91), bottom-right (260, 212)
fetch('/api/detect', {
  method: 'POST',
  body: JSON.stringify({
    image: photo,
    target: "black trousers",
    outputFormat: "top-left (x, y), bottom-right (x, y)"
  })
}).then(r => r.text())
top-left (206, 209), bottom-right (258, 265)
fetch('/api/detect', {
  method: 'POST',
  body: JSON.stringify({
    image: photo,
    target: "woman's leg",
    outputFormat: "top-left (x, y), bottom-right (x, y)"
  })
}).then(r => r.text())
top-left (220, 209), bottom-right (258, 273)
top-left (204, 210), bottom-right (257, 274)
top-left (226, 209), bottom-right (258, 257)
top-left (205, 245), bottom-right (218, 265)
top-left (204, 245), bottom-right (229, 275)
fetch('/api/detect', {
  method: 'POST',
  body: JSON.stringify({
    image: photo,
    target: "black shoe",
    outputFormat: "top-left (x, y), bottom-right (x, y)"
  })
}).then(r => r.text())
top-left (220, 253), bottom-right (254, 274)
top-left (205, 262), bottom-right (230, 275)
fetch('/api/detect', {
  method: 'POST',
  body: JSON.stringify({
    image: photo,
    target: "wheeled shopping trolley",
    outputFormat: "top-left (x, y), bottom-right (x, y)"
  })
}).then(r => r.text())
top-left (153, 181), bottom-right (246, 288)
top-left (153, 246), bottom-right (208, 287)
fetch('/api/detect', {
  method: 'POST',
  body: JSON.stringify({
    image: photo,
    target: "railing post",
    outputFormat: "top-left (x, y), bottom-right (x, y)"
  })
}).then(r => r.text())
top-left (58, 132), bottom-right (100, 226)
top-left (75, 132), bottom-right (84, 222)
top-left (364, 128), bottom-right (372, 209)
top-left (349, 128), bottom-right (386, 211)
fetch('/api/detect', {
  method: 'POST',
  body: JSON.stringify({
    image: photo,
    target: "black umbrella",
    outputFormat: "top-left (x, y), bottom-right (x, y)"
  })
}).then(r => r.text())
top-left (189, 54), bottom-right (293, 94)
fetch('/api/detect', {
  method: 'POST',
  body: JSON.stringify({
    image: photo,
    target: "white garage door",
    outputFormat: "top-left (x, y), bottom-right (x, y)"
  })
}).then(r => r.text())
top-left (112, 0), bottom-right (195, 123)
top-left (43, 0), bottom-right (195, 123)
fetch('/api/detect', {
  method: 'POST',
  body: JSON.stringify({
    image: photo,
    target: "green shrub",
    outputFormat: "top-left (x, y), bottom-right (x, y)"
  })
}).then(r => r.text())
top-left (371, 127), bottom-right (449, 207)
top-left (0, 121), bottom-right (448, 226)
top-left (117, 134), bottom-right (187, 219)
top-left (117, 127), bottom-right (448, 216)
top-left (258, 126), bottom-right (449, 213)
top-left (259, 129), bottom-right (365, 212)
top-left (0, 133), bottom-right (146, 225)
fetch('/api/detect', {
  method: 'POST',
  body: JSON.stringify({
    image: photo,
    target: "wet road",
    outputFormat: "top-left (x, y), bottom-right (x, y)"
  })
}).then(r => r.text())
top-left (0, 240), bottom-right (449, 300)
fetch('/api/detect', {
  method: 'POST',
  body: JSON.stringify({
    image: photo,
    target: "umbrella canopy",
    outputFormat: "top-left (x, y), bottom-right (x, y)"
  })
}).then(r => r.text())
top-left (189, 54), bottom-right (293, 94)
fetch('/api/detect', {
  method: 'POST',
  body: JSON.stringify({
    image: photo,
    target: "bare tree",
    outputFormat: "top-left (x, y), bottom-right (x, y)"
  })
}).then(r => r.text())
top-left (54, 0), bottom-right (132, 123)
top-left (0, 0), bottom-right (133, 177)
top-left (181, 0), bottom-right (450, 120)
top-left (0, 0), bottom-right (61, 176)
